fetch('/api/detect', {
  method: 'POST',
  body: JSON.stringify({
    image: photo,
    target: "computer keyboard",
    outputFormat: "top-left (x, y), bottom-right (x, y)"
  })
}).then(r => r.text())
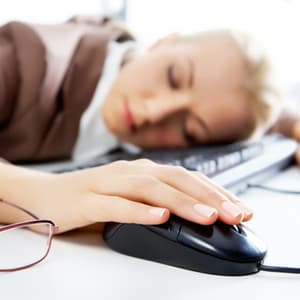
top-left (54, 134), bottom-right (297, 193)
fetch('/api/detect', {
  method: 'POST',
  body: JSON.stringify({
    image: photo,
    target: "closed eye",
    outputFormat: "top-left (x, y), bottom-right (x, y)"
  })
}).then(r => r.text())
top-left (167, 65), bottom-right (179, 90)
top-left (182, 115), bottom-right (211, 145)
top-left (182, 127), bottom-right (199, 145)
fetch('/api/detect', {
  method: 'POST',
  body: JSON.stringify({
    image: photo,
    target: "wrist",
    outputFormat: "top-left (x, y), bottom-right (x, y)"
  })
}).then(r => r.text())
top-left (0, 164), bottom-right (55, 223)
top-left (0, 163), bottom-right (51, 201)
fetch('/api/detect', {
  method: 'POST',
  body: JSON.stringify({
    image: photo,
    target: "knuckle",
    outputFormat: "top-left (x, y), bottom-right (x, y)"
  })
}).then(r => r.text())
top-left (171, 193), bottom-right (187, 208)
top-left (208, 189), bottom-right (229, 201)
top-left (207, 189), bottom-right (219, 197)
top-left (130, 174), bottom-right (159, 190)
top-left (111, 160), bottom-right (130, 168)
top-left (162, 165), bottom-right (188, 176)
top-left (174, 165), bottom-right (188, 174)
top-left (134, 158), bottom-right (154, 165)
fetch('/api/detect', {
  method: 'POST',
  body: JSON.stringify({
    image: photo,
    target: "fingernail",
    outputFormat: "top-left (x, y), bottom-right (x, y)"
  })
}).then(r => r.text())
top-left (235, 201), bottom-right (253, 217)
top-left (194, 203), bottom-right (216, 218)
top-left (221, 201), bottom-right (243, 218)
top-left (230, 195), bottom-right (253, 218)
top-left (149, 207), bottom-right (166, 218)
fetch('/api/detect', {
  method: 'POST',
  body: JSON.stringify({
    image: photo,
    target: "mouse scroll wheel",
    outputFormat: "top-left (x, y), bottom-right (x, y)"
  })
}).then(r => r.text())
top-left (147, 219), bottom-right (181, 241)
top-left (232, 225), bottom-right (242, 234)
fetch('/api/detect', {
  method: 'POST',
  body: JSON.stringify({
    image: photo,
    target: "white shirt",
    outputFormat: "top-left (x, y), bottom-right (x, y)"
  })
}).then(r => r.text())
top-left (72, 40), bottom-right (136, 163)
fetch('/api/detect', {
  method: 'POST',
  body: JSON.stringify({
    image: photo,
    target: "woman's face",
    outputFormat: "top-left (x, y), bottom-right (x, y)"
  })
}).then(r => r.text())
top-left (102, 32), bottom-right (253, 148)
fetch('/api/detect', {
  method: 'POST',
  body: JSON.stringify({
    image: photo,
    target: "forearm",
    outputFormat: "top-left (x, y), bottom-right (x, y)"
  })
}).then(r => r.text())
top-left (0, 163), bottom-right (50, 223)
top-left (0, 159), bottom-right (255, 233)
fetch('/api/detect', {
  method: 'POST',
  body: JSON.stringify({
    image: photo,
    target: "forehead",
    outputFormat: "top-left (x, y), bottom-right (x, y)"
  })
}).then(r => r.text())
top-left (177, 33), bottom-right (251, 141)
top-left (181, 32), bottom-right (246, 89)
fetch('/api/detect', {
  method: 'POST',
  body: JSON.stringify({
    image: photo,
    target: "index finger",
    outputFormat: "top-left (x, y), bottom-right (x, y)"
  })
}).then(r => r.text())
top-left (192, 171), bottom-right (253, 221)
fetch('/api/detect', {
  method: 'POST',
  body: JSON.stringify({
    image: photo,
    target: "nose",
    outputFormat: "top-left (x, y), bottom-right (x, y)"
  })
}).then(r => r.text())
top-left (144, 94), bottom-right (189, 123)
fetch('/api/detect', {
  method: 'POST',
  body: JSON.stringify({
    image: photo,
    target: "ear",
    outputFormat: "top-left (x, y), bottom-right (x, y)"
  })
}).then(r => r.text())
top-left (148, 32), bottom-right (180, 51)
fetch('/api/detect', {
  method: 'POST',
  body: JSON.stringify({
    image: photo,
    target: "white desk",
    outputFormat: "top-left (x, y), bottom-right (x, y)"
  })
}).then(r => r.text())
top-left (1, 167), bottom-right (300, 300)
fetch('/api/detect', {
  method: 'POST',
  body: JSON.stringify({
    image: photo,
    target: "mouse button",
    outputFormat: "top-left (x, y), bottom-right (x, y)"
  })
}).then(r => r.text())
top-left (177, 222), bottom-right (215, 253)
top-left (178, 221), bottom-right (267, 262)
top-left (182, 220), bottom-right (214, 238)
top-left (146, 216), bottom-right (182, 241)
top-left (216, 222), bottom-right (239, 235)
top-left (232, 224), bottom-right (241, 233)
top-left (239, 225), bottom-right (268, 258)
top-left (215, 223), bottom-right (268, 262)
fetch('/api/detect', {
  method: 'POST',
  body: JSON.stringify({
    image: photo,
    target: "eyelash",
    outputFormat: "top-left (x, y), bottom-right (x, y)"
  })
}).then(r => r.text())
top-left (167, 65), bottom-right (179, 90)
top-left (182, 127), bottom-right (198, 145)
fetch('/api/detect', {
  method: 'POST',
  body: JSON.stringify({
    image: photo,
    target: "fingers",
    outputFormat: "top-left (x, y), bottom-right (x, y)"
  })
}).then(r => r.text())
top-left (148, 164), bottom-right (246, 224)
top-left (190, 172), bottom-right (253, 220)
top-left (84, 194), bottom-right (170, 225)
top-left (89, 160), bottom-right (249, 225)
top-left (192, 171), bottom-right (253, 222)
top-left (94, 173), bottom-right (218, 225)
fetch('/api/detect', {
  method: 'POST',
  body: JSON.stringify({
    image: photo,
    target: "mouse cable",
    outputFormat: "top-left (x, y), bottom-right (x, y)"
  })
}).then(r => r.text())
top-left (246, 183), bottom-right (300, 195)
top-left (246, 183), bottom-right (300, 274)
top-left (260, 264), bottom-right (300, 274)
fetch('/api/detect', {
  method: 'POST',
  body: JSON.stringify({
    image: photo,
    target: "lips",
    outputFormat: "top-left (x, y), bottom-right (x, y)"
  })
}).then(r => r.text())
top-left (124, 99), bottom-right (136, 132)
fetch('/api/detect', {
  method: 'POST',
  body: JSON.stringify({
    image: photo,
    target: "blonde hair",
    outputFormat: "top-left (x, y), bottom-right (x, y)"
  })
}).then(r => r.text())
top-left (231, 31), bottom-right (283, 140)
top-left (176, 30), bottom-right (283, 141)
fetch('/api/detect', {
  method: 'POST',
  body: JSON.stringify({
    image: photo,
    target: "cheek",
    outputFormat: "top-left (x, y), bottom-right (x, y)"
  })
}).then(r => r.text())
top-left (207, 108), bottom-right (248, 142)
top-left (119, 57), bottom-right (165, 95)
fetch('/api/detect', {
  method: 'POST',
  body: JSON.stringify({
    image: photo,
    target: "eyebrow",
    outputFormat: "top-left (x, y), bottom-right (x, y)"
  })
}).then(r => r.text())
top-left (188, 58), bottom-right (194, 88)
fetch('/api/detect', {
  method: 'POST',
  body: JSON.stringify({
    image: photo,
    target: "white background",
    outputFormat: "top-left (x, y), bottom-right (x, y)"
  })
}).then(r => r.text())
top-left (1, 167), bottom-right (300, 300)
top-left (1, 0), bottom-right (300, 85)
top-left (1, 3), bottom-right (299, 298)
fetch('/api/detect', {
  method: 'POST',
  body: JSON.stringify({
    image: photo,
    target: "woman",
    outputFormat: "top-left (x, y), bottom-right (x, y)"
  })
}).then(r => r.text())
top-left (0, 16), bottom-right (283, 233)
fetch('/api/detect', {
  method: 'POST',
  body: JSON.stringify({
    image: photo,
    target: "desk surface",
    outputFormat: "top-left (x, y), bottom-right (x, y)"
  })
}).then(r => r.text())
top-left (1, 167), bottom-right (300, 300)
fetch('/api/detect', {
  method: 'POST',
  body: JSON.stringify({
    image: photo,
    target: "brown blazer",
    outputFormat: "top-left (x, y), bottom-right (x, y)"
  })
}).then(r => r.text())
top-left (0, 16), bottom-right (133, 163)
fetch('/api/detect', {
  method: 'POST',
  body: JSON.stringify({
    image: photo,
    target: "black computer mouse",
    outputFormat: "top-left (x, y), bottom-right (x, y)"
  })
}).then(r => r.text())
top-left (103, 215), bottom-right (267, 276)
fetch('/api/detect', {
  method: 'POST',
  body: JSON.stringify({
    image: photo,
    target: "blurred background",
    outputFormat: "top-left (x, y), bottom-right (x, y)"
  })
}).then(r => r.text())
top-left (1, 0), bottom-right (300, 95)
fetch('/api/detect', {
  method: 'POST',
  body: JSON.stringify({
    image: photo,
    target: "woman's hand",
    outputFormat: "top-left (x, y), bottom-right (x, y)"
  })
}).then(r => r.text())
top-left (0, 159), bottom-right (253, 233)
